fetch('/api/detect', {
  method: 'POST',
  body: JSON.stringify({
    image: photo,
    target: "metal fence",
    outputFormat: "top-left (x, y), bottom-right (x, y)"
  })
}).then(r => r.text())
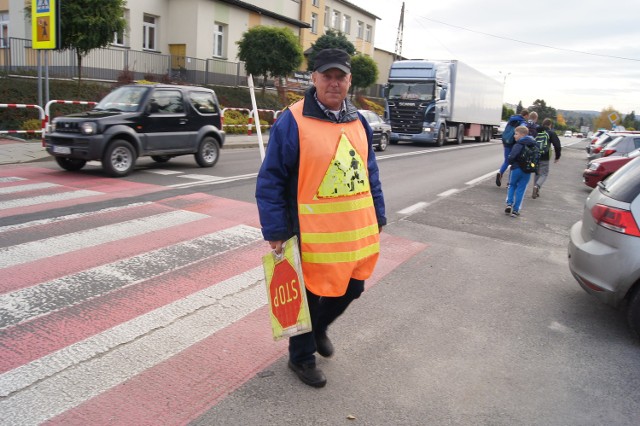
top-left (1, 37), bottom-right (381, 97)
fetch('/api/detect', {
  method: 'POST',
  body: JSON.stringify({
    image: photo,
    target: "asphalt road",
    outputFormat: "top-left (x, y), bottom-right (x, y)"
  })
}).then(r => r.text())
top-left (193, 139), bottom-right (640, 425)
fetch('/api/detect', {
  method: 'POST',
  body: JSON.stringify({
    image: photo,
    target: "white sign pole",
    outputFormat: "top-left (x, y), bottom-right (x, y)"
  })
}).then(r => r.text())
top-left (248, 74), bottom-right (266, 162)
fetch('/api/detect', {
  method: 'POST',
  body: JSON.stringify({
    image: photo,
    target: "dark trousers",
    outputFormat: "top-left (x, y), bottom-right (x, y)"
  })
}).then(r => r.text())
top-left (289, 278), bottom-right (365, 364)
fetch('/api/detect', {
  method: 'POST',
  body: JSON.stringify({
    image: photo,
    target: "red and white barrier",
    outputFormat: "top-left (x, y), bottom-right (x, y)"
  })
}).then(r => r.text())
top-left (0, 104), bottom-right (46, 139)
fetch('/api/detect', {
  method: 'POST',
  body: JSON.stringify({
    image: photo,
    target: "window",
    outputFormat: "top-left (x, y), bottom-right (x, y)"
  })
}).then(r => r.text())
top-left (150, 89), bottom-right (185, 114)
top-left (324, 7), bottom-right (329, 29)
top-left (310, 13), bottom-right (318, 34)
top-left (143, 14), bottom-right (157, 51)
top-left (312, 0), bottom-right (319, 6)
top-left (365, 24), bottom-right (372, 42)
top-left (356, 21), bottom-right (364, 39)
top-left (113, 29), bottom-right (125, 46)
top-left (213, 23), bottom-right (226, 57)
top-left (112, 10), bottom-right (128, 46)
top-left (0, 12), bottom-right (8, 49)
top-left (189, 91), bottom-right (218, 114)
top-left (342, 15), bottom-right (351, 34)
top-left (332, 10), bottom-right (340, 30)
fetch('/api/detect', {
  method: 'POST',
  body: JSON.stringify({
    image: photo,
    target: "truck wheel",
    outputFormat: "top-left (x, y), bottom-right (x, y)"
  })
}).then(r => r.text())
top-left (55, 157), bottom-right (86, 171)
top-left (195, 136), bottom-right (220, 167)
top-left (457, 124), bottom-right (464, 144)
top-left (102, 139), bottom-right (136, 177)
top-left (436, 126), bottom-right (446, 147)
top-left (151, 155), bottom-right (171, 163)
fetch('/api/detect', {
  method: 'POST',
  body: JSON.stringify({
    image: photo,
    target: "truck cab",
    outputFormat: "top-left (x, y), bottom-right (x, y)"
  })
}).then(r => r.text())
top-left (385, 60), bottom-right (501, 146)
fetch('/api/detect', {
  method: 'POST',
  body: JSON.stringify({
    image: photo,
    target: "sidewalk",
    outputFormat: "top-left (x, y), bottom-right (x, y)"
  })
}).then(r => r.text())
top-left (0, 133), bottom-right (268, 165)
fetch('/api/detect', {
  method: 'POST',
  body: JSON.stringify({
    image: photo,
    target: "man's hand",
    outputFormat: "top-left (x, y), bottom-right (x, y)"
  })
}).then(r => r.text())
top-left (269, 240), bottom-right (284, 255)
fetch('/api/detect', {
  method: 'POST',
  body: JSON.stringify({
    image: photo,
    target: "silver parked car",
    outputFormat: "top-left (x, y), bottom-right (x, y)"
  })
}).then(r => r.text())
top-left (568, 156), bottom-right (640, 336)
top-left (359, 109), bottom-right (391, 152)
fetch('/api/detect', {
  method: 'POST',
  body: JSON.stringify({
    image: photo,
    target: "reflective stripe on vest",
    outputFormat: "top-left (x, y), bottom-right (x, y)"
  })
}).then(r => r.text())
top-left (290, 101), bottom-right (380, 297)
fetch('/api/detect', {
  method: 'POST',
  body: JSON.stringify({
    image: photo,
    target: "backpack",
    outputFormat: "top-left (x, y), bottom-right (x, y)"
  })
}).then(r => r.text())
top-left (518, 142), bottom-right (540, 174)
top-left (535, 130), bottom-right (550, 156)
top-left (501, 118), bottom-right (524, 146)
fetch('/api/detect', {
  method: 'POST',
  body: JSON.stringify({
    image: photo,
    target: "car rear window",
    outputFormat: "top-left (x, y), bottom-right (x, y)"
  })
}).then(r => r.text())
top-left (600, 156), bottom-right (640, 202)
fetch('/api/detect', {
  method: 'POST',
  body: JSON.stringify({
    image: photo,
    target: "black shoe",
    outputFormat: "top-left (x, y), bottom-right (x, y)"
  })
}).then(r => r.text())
top-left (288, 361), bottom-right (327, 388)
top-left (315, 331), bottom-right (334, 358)
top-left (511, 210), bottom-right (520, 217)
top-left (504, 205), bottom-right (512, 215)
top-left (495, 172), bottom-right (502, 187)
top-left (532, 185), bottom-right (539, 199)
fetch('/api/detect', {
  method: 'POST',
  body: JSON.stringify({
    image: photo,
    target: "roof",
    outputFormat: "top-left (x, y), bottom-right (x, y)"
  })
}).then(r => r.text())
top-left (336, 0), bottom-right (381, 20)
top-left (218, 0), bottom-right (311, 28)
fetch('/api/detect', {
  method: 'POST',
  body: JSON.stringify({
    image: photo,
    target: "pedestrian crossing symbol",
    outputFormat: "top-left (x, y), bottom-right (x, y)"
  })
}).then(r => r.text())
top-left (316, 133), bottom-right (370, 198)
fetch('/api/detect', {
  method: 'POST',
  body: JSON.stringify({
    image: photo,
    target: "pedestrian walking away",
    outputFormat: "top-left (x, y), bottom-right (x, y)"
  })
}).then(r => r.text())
top-left (496, 109), bottom-right (529, 188)
top-left (532, 118), bottom-right (562, 199)
top-left (255, 48), bottom-right (387, 388)
top-left (504, 125), bottom-right (537, 217)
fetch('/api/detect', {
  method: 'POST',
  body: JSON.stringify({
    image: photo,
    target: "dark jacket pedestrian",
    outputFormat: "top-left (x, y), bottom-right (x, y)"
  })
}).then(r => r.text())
top-left (532, 118), bottom-right (562, 198)
top-left (255, 48), bottom-right (386, 388)
top-left (504, 126), bottom-right (536, 216)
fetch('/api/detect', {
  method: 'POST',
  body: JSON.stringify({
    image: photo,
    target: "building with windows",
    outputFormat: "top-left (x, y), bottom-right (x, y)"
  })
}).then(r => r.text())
top-left (2, 0), bottom-right (393, 91)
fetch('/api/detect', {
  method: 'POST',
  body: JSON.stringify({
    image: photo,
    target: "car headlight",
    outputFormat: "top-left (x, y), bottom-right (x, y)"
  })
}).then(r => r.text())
top-left (49, 121), bottom-right (56, 133)
top-left (587, 162), bottom-right (600, 171)
top-left (80, 122), bottom-right (98, 135)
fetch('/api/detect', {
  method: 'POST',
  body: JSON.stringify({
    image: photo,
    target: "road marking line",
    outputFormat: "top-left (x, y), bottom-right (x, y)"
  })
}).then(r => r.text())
top-left (0, 202), bottom-right (152, 233)
top-left (0, 182), bottom-right (58, 194)
top-left (397, 202), bottom-right (429, 215)
top-left (0, 210), bottom-right (208, 269)
top-left (168, 173), bottom-right (258, 188)
top-left (466, 170), bottom-right (499, 186)
top-left (0, 190), bottom-right (102, 210)
top-left (0, 177), bottom-right (26, 183)
top-left (438, 189), bottom-right (459, 197)
top-left (0, 267), bottom-right (266, 423)
top-left (0, 224), bottom-right (262, 329)
top-left (144, 169), bottom-right (183, 175)
top-left (178, 174), bottom-right (225, 181)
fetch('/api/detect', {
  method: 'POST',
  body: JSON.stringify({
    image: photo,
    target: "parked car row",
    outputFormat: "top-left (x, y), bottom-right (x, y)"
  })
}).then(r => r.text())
top-left (570, 131), bottom-right (640, 338)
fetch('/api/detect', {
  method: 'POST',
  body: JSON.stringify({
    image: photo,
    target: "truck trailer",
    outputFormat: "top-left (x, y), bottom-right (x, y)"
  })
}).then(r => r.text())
top-left (385, 60), bottom-right (503, 146)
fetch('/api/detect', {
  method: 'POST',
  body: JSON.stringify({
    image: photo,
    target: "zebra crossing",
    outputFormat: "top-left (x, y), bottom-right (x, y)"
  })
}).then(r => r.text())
top-left (0, 166), bottom-right (426, 424)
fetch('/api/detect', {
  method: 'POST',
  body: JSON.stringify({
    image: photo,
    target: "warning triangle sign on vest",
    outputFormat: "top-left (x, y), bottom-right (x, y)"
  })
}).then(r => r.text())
top-left (316, 133), bottom-right (370, 198)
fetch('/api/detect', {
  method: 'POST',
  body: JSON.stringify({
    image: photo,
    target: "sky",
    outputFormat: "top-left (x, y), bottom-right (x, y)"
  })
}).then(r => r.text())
top-left (348, 0), bottom-right (640, 115)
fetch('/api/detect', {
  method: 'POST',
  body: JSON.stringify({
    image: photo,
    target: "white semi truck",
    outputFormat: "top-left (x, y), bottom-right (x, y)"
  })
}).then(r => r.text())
top-left (385, 60), bottom-right (503, 146)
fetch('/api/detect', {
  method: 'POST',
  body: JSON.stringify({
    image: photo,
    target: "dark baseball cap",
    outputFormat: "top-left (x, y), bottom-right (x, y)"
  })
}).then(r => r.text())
top-left (314, 48), bottom-right (351, 73)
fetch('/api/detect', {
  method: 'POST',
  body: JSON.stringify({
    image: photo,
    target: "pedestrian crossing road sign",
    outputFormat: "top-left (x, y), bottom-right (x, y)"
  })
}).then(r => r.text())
top-left (31, 0), bottom-right (58, 49)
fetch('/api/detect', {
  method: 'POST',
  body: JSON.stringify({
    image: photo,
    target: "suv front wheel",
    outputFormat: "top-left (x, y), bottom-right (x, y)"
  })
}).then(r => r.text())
top-left (195, 136), bottom-right (220, 167)
top-left (103, 139), bottom-right (136, 177)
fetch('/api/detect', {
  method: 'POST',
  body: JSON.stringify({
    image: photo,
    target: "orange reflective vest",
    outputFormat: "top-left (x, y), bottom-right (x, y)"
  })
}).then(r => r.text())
top-left (290, 101), bottom-right (380, 297)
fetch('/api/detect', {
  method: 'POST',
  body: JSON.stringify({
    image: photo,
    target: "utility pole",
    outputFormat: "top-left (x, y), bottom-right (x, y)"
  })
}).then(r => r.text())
top-left (394, 2), bottom-right (404, 61)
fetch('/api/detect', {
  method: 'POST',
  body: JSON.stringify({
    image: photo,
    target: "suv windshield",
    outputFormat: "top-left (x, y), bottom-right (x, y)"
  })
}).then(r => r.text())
top-left (95, 86), bottom-right (149, 112)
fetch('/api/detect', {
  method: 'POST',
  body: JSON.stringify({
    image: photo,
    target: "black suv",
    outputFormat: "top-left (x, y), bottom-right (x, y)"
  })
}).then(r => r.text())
top-left (45, 84), bottom-right (226, 177)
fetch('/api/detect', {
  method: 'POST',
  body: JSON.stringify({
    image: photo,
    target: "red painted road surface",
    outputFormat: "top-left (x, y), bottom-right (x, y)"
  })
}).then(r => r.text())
top-left (0, 166), bottom-right (427, 424)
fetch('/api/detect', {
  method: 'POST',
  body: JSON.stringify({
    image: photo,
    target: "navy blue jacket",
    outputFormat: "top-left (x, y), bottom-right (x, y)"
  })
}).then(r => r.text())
top-left (255, 87), bottom-right (386, 242)
top-left (508, 135), bottom-right (536, 170)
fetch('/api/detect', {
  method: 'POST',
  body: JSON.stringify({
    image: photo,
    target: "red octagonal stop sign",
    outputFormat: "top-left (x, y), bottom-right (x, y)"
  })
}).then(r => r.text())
top-left (269, 259), bottom-right (303, 329)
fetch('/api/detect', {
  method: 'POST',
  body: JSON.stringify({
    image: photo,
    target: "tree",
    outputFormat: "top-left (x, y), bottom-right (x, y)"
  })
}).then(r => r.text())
top-left (306, 29), bottom-right (356, 72)
top-left (556, 112), bottom-right (566, 128)
top-left (25, 0), bottom-right (127, 83)
top-left (516, 101), bottom-right (523, 114)
top-left (593, 107), bottom-right (620, 130)
top-left (530, 99), bottom-right (557, 123)
top-left (502, 105), bottom-right (515, 120)
top-left (349, 55), bottom-right (378, 98)
top-left (622, 111), bottom-right (638, 130)
top-left (237, 26), bottom-right (303, 89)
